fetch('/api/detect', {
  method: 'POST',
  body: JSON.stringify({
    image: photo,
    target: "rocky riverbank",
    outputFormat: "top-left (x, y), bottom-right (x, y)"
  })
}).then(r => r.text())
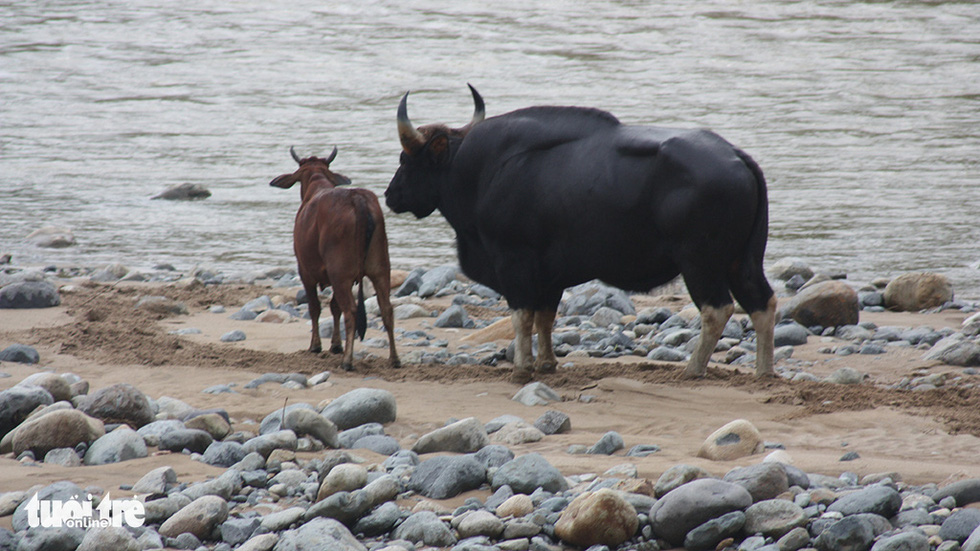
top-left (2, 260), bottom-right (980, 551)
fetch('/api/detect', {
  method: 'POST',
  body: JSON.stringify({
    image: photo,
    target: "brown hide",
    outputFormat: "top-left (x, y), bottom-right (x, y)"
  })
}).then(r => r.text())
top-left (270, 148), bottom-right (399, 370)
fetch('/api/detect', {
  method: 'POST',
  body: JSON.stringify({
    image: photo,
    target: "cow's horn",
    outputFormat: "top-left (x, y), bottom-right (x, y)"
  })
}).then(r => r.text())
top-left (397, 92), bottom-right (425, 154)
top-left (290, 146), bottom-right (302, 164)
top-left (325, 146), bottom-right (338, 165)
top-left (462, 83), bottom-right (485, 132)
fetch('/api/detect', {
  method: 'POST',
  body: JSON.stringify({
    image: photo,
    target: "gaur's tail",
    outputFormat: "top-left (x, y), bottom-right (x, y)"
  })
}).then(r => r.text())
top-left (354, 194), bottom-right (376, 342)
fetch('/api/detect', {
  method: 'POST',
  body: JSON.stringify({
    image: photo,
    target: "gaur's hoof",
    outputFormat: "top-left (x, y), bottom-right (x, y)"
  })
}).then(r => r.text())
top-left (680, 367), bottom-right (705, 380)
top-left (510, 370), bottom-right (533, 385)
top-left (390, 358), bottom-right (402, 369)
top-left (330, 345), bottom-right (344, 355)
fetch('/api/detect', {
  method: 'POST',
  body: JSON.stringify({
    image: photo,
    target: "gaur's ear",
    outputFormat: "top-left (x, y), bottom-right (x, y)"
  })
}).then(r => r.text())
top-left (427, 134), bottom-right (450, 164)
top-left (269, 173), bottom-right (297, 189)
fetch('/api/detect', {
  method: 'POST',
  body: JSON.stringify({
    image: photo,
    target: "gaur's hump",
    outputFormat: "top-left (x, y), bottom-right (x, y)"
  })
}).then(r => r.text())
top-left (508, 105), bottom-right (621, 127)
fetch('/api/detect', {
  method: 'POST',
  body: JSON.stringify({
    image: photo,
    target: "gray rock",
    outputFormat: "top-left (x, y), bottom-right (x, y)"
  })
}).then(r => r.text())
top-left (940, 508), bottom-right (980, 542)
top-left (649, 478), bottom-right (753, 546)
top-left (533, 410), bottom-right (571, 435)
top-left (243, 429), bottom-right (298, 458)
top-left (152, 182), bottom-right (211, 200)
top-left (285, 408), bottom-right (339, 448)
top-left (181, 469), bottom-right (242, 501)
top-left (743, 499), bottom-right (807, 538)
top-left (485, 414), bottom-right (525, 434)
top-left (77, 382), bottom-right (154, 429)
top-left (473, 444), bottom-right (515, 469)
top-left (221, 329), bottom-right (247, 342)
top-left (870, 531), bottom-right (929, 551)
top-left (512, 382), bottom-right (561, 406)
top-left (133, 465), bottom-right (178, 494)
top-left (647, 346), bottom-right (689, 362)
top-left (320, 388), bottom-right (397, 430)
top-left (12, 408), bottom-right (104, 458)
top-left (654, 464), bottom-right (713, 498)
top-left (137, 419), bottom-right (186, 447)
top-left (412, 417), bottom-right (489, 454)
top-left (932, 478), bottom-right (980, 507)
top-left (491, 453), bottom-right (568, 494)
top-left (142, 493), bottom-right (192, 525)
top-left (814, 515), bottom-right (876, 551)
top-left (203, 440), bottom-right (248, 467)
top-left (0, 344), bottom-right (40, 364)
top-left (12, 481), bottom-right (85, 531)
top-left (159, 495), bottom-right (229, 539)
top-left (587, 431), bottom-right (625, 455)
top-left (350, 434), bottom-right (400, 455)
top-left (338, 423), bottom-right (386, 448)
top-left (435, 304), bottom-right (469, 328)
top-left (158, 428), bottom-right (213, 454)
top-left (683, 510), bottom-right (745, 551)
top-left (826, 485), bottom-right (902, 518)
top-left (275, 517), bottom-right (367, 551)
top-left (221, 517), bottom-right (262, 546)
top-left (353, 501), bottom-right (403, 537)
top-left (13, 527), bottom-right (84, 551)
top-left (305, 490), bottom-right (372, 525)
top-left (723, 463), bottom-right (790, 502)
top-left (769, 258), bottom-right (814, 281)
top-left (965, 525), bottom-right (980, 551)
top-left (774, 322), bottom-right (809, 346)
top-left (923, 335), bottom-right (980, 367)
top-left (418, 265), bottom-right (457, 298)
top-left (84, 427), bottom-right (148, 465)
top-left (392, 511), bottom-right (457, 547)
top-left (0, 384), bottom-right (54, 438)
top-left (260, 403), bottom-right (316, 433)
top-left (825, 367), bottom-right (867, 385)
top-left (77, 527), bottom-right (140, 551)
top-left (560, 281), bottom-right (635, 316)
top-left (455, 509), bottom-right (505, 539)
top-left (43, 447), bottom-right (82, 466)
top-left (409, 455), bottom-right (487, 499)
top-left (0, 280), bottom-right (61, 308)
top-left (395, 268), bottom-right (425, 297)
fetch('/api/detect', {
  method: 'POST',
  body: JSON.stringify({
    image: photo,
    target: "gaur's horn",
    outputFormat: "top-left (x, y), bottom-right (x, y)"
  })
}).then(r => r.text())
top-left (325, 146), bottom-right (338, 165)
top-left (460, 83), bottom-right (485, 135)
top-left (397, 92), bottom-right (426, 154)
top-left (290, 146), bottom-right (302, 164)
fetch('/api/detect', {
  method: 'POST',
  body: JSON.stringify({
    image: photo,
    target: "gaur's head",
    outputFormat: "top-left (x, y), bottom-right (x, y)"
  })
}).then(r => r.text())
top-left (384, 85), bottom-right (485, 218)
top-left (270, 146), bottom-right (352, 200)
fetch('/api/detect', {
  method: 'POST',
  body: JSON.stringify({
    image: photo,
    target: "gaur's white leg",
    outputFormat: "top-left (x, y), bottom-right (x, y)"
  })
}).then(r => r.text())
top-left (511, 309), bottom-right (534, 383)
top-left (534, 309), bottom-right (558, 373)
top-left (750, 295), bottom-right (778, 377)
top-left (682, 303), bottom-right (734, 378)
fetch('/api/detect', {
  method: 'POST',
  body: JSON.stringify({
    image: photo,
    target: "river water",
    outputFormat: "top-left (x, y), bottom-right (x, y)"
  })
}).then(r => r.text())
top-left (2, 1), bottom-right (979, 298)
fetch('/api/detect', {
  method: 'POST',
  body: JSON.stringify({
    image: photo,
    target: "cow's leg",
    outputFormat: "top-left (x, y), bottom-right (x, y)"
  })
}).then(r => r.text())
top-left (331, 284), bottom-right (357, 371)
top-left (533, 309), bottom-right (558, 373)
top-left (328, 295), bottom-right (344, 355)
top-left (511, 309), bottom-right (535, 384)
top-left (369, 274), bottom-right (401, 369)
top-left (304, 282), bottom-right (323, 354)
top-left (682, 302), bottom-right (734, 379)
top-left (749, 295), bottom-right (777, 377)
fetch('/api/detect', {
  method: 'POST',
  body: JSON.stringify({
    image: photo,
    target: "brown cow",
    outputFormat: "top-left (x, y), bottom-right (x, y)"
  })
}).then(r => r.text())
top-left (270, 146), bottom-right (399, 370)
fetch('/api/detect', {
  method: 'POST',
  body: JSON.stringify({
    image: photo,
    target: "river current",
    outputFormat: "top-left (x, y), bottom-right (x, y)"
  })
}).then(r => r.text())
top-left (2, 1), bottom-right (978, 298)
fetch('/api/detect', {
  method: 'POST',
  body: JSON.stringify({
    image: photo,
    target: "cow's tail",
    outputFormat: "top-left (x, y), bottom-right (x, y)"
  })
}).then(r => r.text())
top-left (353, 194), bottom-right (376, 342)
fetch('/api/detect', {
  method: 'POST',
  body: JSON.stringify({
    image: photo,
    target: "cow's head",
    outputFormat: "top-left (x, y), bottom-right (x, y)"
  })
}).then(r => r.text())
top-left (270, 146), bottom-right (352, 202)
top-left (384, 85), bottom-right (485, 218)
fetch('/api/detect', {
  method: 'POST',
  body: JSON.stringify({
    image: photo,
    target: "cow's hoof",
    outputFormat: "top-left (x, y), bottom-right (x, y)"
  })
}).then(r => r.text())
top-left (390, 358), bottom-right (402, 369)
top-left (308, 346), bottom-right (322, 354)
top-left (510, 370), bottom-right (534, 385)
top-left (534, 361), bottom-right (557, 374)
top-left (330, 345), bottom-right (344, 355)
top-left (341, 362), bottom-right (354, 372)
top-left (756, 370), bottom-right (775, 379)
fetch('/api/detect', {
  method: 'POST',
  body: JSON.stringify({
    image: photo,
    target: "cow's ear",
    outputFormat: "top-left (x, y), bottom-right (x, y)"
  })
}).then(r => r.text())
top-left (427, 134), bottom-right (450, 164)
top-left (270, 173), bottom-right (297, 189)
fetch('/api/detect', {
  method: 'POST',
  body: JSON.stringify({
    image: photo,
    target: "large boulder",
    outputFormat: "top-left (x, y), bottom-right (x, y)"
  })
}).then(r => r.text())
top-left (0, 280), bottom-right (61, 308)
top-left (320, 388), bottom-right (396, 431)
top-left (554, 489), bottom-right (639, 548)
top-left (77, 383), bottom-right (154, 429)
top-left (781, 280), bottom-right (859, 328)
top-left (697, 419), bottom-right (764, 461)
top-left (12, 409), bottom-right (105, 458)
top-left (884, 272), bottom-right (953, 311)
top-left (0, 385), bottom-right (54, 439)
top-left (650, 478), bottom-right (753, 546)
